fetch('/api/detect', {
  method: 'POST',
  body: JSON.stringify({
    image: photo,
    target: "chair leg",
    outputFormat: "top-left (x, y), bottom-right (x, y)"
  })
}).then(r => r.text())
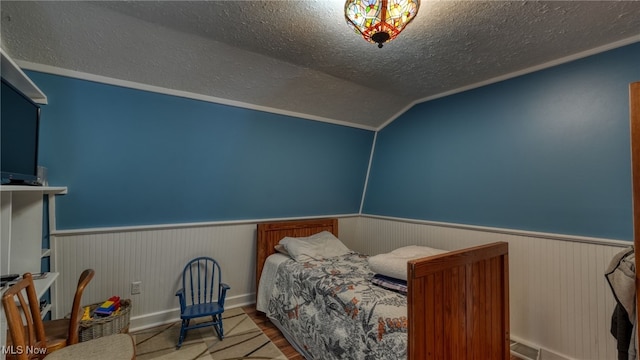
top-left (177, 319), bottom-right (189, 349)
top-left (213, 314), bottom-right (224, 340)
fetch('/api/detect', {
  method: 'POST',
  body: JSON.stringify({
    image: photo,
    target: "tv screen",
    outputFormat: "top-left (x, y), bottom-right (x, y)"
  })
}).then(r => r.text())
top-left (1, 78), bottom-right (41, 185)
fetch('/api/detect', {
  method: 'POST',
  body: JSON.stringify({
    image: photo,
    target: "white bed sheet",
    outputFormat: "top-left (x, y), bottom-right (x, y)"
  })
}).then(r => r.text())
top-left (256, 252), bottom-right (290, 313)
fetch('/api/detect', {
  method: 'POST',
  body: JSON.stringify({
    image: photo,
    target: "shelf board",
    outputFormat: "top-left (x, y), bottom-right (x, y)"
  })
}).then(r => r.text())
top-left (33, 272), bottom-right (58, 299)
top-left (1, 272), bottom-right (58, 303)
top-left (40, 303), bottom-right (52, 319)
top-left (0, 185), bottom-right (67, 195)
top-left (0, 47), bottom-right (47, 104)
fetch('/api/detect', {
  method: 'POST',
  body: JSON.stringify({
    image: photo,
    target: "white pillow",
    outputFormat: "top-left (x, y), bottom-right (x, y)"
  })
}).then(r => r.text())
top-left (368, 245), bottom-right (448, 281)
top-left (274, 244), bottom-right (290, 256)
top-left (389, 245), bottom-right (447, 258)
top-left (279, 231), bottom-right (350, 262)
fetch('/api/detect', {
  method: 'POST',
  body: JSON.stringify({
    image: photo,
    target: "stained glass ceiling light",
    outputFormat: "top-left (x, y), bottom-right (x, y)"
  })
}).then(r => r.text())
top-left (345, 0), bottom-right (420, 48)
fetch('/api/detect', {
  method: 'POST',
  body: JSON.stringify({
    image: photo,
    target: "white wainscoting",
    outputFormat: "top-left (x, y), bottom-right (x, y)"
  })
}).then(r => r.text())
top-left (51, 223), bottom-right (256, 331)
top-left (50, 216), bottom-right (361, 332)
top-left (50, 215), bottom-right (627, 359)
top-left (353, 215), bottom-right (629, 360)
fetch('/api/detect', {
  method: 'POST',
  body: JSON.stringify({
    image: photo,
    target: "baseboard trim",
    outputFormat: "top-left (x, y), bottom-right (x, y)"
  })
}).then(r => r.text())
top-left (128, 293), bottom-right (255, 332)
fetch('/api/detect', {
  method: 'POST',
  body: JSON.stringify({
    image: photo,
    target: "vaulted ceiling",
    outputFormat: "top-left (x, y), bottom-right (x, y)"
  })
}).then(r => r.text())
top-left (2, 1), bottom-right (640, 130)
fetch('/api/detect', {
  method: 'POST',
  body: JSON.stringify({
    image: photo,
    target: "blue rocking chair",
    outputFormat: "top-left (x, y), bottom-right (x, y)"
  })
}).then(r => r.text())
top-left (175, 256), bottom-right (230, 348)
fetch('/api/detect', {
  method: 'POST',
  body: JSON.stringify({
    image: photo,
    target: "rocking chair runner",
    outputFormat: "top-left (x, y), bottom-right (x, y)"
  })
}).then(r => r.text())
top-left (175, 256), bottom-right (230, 348)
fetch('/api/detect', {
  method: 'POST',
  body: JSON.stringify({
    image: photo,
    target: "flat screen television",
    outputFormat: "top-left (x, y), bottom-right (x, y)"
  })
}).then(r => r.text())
top-left (1, 77), bottom-right (41, 185)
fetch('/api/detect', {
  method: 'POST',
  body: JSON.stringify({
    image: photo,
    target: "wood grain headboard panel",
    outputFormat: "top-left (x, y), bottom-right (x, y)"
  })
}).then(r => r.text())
top-left (256, 218), bottom-right (338, 293)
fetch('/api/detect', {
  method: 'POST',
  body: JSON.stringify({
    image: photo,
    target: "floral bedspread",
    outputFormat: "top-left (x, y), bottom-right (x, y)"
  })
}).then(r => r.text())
top-left (266, 253), bottom-right (408, 360)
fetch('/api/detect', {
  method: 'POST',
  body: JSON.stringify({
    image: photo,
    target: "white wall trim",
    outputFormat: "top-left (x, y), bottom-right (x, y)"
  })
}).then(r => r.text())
top-left (128, 293), bottom-right (255, 333)
top-left (359, 132), bottom-right (377, 214)
top-left (15, 60), bottom-right (376, 132)
top-left (50, 213), bottom-right (360, 236)
top-left (52, 212), bottom-right (631, 247)
top-left (376, 35), bottom-right (640, 131)
top-left (361, 214), bottom-right (632, 247)
top-left (376, 100), bottom-right (420, 132)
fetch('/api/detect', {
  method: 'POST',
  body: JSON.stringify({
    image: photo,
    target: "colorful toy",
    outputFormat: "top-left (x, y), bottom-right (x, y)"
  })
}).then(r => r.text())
top-left (109, 296), bottom-right (121, 310)
top-left (94, 296), bottom-right (122, 316)
top-left (81, 306), bottom-right (92, 321)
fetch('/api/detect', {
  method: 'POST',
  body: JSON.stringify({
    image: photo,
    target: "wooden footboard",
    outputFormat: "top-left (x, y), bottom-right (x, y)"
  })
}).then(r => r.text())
top-left (407, 242), bottom-right (510, 359)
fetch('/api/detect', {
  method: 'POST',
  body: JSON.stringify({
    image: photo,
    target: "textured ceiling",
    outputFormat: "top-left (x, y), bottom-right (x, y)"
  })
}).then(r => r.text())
top-left (1, 1), bottom-right (640, 130)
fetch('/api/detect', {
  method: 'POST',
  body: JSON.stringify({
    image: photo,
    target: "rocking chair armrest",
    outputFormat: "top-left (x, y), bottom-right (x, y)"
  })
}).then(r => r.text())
top-left (219, 283), bottom-right (231, 306)
top-left (176, 288), bottom-right (186, 311)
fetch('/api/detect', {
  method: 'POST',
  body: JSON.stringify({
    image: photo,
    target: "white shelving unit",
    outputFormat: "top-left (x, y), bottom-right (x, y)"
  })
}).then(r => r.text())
top-left (33, 272), bottom-right (60, 319)
top-left (0, 186), bottom-right (67, 276)
top-left (1, 49), bottom-right (59, 356)
top-left (0, 186), bottom-right (67, 353)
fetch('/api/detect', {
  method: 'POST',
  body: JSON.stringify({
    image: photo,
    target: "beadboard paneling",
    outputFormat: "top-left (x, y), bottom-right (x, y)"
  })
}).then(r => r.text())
top-left (354, 216), bottom-right (626, 360)
top-left (52, 223), bottom-right (259, 330)
top-left (50, 215), bottom-right (623, 359)
top-left (50, 217), bottom-right (360, 330)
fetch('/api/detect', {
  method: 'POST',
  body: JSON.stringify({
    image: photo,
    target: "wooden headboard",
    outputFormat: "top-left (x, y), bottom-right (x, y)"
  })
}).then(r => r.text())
top-left (255, 218), bottom-right (338, 292)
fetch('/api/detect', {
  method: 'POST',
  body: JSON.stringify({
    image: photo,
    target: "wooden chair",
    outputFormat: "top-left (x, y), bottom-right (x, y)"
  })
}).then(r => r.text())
top-left (2, 273), bottom-right (135, 360)
top-left (43, 269), bottom-right (95, 352)
top-left (175, 256), bottom-right (230, 348)
top-left (5, 269), bottom-right (95, 357)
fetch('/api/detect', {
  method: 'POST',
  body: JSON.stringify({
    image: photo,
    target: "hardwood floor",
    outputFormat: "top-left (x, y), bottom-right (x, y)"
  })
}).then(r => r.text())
top-left (243, 305), bottom-right (523, 360)
top-left (243, 305), bottom-right (304, 360)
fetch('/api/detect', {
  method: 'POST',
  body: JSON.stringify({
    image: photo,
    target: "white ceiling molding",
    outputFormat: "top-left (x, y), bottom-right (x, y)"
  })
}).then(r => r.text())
top-left (15, 60), bottom-right (377, 131)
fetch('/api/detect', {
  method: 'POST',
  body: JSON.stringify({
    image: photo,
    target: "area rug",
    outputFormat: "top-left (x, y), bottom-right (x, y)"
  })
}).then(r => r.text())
top-left (132, 307), bottom-right (287, 360)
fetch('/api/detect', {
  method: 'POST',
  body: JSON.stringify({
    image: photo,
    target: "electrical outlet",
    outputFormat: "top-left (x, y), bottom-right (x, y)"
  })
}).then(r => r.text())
top-left (131, 281), bottom-right (142, 295)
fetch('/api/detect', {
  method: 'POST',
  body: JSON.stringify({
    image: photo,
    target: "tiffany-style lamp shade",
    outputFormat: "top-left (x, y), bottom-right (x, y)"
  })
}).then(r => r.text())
top-left (345, 0), bottom-right (420, 48)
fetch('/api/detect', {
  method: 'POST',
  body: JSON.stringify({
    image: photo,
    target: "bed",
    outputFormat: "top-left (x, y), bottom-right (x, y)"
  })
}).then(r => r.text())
top-left (255, 218), bottom-right (510, 359)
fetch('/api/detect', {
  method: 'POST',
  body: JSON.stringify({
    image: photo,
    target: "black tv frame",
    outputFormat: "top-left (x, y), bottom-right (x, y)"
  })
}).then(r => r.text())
top-left (1, 77), bottom-right (41, 186)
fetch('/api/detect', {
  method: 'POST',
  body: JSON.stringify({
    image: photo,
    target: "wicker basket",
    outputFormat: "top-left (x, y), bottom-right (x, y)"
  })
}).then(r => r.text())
top-left (78, 299), bottom-right (131, 342)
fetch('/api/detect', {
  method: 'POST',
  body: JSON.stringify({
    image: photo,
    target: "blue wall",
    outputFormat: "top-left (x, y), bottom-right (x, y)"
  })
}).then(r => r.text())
top-left (31, 73), bottom-right (374, 229)
top-left (364, 43), bottom-right (640, 240)
top-left (27, 42), bottom-right (640, 237)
